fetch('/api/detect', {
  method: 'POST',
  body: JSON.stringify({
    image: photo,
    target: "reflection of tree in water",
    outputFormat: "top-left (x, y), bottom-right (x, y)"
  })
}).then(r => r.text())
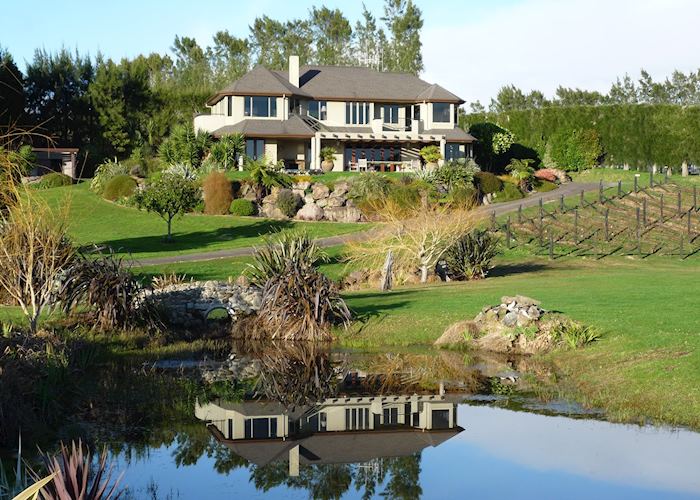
top-left (235, 341), bottom-right (347, 409)
top-left (249, 454), bottom-right (421, 499)
top-left (172, 432), bottom-right (249, 474)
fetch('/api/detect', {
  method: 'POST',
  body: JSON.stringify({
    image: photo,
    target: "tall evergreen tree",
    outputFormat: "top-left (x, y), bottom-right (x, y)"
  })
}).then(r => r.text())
top-left (382, 0), bottom-right (423, 74)
top-left (353, 4), bottom-right (387, 70)
top-left (249, 16), bottom-right (287, 69)
top-left (208, 31), bottom-right (250, 87)
top-left (0, 47), bottom-right (25, 126)
top-left (310, 7), bottom-right (353, 65)
top-left (172, 36), bottom-right (212, 91)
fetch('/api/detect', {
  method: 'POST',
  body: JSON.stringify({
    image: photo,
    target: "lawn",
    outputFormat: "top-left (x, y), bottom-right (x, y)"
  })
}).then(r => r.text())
top-left (339, 254), bottom-right (700, 428)
top-left (38, 183), bottom-right (368, 259)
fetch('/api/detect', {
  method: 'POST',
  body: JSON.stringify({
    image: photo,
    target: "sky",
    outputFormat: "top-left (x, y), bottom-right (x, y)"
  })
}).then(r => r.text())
top-left (3, 0), bottom-right (700, 105)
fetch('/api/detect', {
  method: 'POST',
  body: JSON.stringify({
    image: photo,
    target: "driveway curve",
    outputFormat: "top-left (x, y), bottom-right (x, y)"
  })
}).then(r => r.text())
top-left (135, 182), bottom-right (604, 267)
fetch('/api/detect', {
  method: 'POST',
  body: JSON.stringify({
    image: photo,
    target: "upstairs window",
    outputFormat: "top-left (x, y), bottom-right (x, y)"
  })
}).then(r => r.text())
top-left (383, 104), bottom-right (400, 124)
top-left (345, 102), bottom-right (370, 125)
top-left (432, 102), bottom-right (451, 123)
top-left (227, 96), bottom-right (232, 116)
top-left (308, 100), bottom-right (327, 120)
top-left (244, 96), bottom-right (277, 118)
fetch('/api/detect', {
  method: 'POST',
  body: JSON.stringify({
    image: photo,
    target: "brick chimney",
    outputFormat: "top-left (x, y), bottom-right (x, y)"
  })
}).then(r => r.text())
top-left (289, 55), bottom-right (299, 88)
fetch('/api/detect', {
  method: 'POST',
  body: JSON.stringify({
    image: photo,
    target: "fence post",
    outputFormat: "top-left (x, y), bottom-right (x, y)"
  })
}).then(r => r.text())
top-left (660, 194), bottom-right (664, 221)
top-left (549, 232), bottom-right (554, 260)
top-left (636, 207), bottom-right (641, 255)
top-left (650, 168), bottom-right (654, 188)
top-left (574, 209), bottom-right (579, 243)
top-left (604, 208), bottom-right (610, 241)
top-left (539, 197), bottom-right (543, 219)
top-left (518, 204), bottom-right (523, 223)
top-left (643, 198), bottom-right (647, 226)
top-left (617, 180), bottom-right (622, 197)
top-left (634, 175), bottom-right (638, 193)
top-left (538, 217), bottom-right (544, 246)
top-left (678, 191), bottom-right (682, 216)
top-left (560, 194), bottom-right (565, 212)
top-left (688, 210), bottom-right (692, 236)
top-left (506, 216), bottom-right (511, 248)
top-left (599, 180), bottom-right (604, 203)
top-left (580, 189), bottom-right (584, 206)
top-left (665, 167), bottom-right (669, 183)
top-left (491, 210), bottom-right (497, 230)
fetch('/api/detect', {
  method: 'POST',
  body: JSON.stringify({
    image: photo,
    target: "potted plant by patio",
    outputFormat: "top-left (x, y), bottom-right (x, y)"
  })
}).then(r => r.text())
top-left (320, 146), bottom-right (336, 173)
top-left (420, 145), bottom-right (442, 171)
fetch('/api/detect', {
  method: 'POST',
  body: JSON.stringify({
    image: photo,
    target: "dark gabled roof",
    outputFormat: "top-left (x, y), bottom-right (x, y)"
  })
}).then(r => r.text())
top-left (208, 64), bottom-right (464, 106)
top-left (423, 127), bottom-right (477, 142)
top-left (207, 65), bottom-right (311, 105)
top-left (212, 115), bottom-right (315, 139)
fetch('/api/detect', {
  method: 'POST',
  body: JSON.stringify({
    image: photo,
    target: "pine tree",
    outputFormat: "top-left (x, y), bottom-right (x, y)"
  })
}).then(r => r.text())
top-left (382, 0), bottom-right (423, 74)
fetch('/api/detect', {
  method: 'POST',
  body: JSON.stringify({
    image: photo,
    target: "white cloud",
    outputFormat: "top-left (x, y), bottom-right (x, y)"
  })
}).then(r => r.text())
top-left (421, 0), bottom-right (700, 106)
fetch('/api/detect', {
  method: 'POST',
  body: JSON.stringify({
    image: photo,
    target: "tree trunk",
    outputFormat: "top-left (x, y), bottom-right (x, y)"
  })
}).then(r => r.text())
top-left (380, 250), bottom-right (394, 291)
top-left (167, 218), bottom-right (173, 241)
top-left (682, 161), bottom-right (689, 177)
top-left (420, 264), bottom-right (429, 283)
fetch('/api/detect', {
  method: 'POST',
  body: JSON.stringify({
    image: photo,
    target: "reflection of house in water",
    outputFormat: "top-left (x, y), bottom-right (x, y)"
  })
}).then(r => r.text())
top-left (196, 390), bottom-right (464, 476)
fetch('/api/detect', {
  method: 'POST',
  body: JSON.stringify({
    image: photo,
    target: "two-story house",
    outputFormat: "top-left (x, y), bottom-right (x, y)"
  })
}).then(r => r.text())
top-left (194, 56), bottom-right (476, 171)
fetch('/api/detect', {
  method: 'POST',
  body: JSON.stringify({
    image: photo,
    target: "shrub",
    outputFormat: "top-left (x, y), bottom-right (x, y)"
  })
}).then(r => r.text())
top-left (474, 171), bottom-right (503, 194)
top-left (102, 174), bottom-right (137, 201)
top-left (230, 198), bottom-right (256, 216)
top-left (245, 157), bottom-right (291, 200)
top-left (58, 248), bottom-right (161, 331)
top-left (449, 185), bottom-right (477, 207)
top-left (202, 171), bottom-right (233, 215)
top-left (247, 232), bottom-right (327, 286)
top-left (349, 172), bottom-right (391, 200)
top-left (34, 172), bottom-right (72, 189)
top-left (276, 189), bottom-right (302, 218)
top-left (433, 158), bottom-right (481, 191)
top-left (443, 229), bottom-right (500, 280)
top-left (533, 179), bottom-right (558, 192)
top-left (292, 174), bottom-right (313, 184)
top-left (387, 183), bottom-right (422, 211)
top-left (506, 158), bottom-right (536, 190)
top-left (550, 319), bottom-right (601, 349)
top-left (495, 182), bottom-right (525, 201)
top-left (90, 158), bottom-right (128, 194)
top-left (419, 145), bottom-right (442, 163)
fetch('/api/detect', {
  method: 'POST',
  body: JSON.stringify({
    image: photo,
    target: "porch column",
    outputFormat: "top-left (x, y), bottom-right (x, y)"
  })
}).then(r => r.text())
top-left (310, 135), bottom-right (317, 171)
top-left (439, 138), bottom-right (446, 166)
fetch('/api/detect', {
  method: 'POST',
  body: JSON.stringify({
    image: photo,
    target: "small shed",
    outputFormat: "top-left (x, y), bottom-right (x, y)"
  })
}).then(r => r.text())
top-left (31, 147), bottom-right (79, 178)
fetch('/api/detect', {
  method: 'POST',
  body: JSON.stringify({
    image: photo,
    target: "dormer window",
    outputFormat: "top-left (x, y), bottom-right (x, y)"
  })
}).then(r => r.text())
top-left (244, 96), bottom-right (277, 118)
top-left (308, 100), bottom-right (327, 121)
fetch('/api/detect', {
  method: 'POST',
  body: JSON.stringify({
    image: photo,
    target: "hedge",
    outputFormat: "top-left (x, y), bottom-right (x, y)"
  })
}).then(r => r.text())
top-left (230, 198), bottom-right (256, 216)
top-left (34, 172), bottom-right (72, 189)
top-left (103, 174), bottom-right (137, 201)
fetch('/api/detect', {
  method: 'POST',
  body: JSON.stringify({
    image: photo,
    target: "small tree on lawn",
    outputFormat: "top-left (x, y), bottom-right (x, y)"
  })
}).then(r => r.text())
top-left (135, 173), bottom-right (199, 240)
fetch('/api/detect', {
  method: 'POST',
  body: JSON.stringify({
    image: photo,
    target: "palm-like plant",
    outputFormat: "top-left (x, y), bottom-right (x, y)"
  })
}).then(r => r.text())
top-left (158, 124), bottom-right (212, 169)
top-left (210, 132), bottom-right (245, 170)
top-left (244, 156), bottom-right (291, 200)
top-left (247, 232), bottom-right (327, 286)
top-left (506, 158), bottom-right (535, 190)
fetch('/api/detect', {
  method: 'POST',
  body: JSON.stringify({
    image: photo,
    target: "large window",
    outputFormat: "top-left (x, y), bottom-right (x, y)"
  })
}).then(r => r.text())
top-left (345, 102), bottom-right (370, 125)
top-left (445, 142), bottom-right (466, 161)
top-left (383, 104), bottom-right (400, 124)
top-left (345, 408), bottom-right (370, 430)
top-left (432, 102), bottom-right (451, 123)
top-left (244, 96), bottom-right (277, 117)
top-left (245, 139), bottom-right (265, 160)
top-left (244, 417), bottom-right (278, 439)
top-left (308, 100), bottom-right (327, 120)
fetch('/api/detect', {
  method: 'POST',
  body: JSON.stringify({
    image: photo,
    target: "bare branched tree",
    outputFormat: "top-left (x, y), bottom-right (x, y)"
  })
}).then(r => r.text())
top-left (347, 198), bottom-right (481, 283)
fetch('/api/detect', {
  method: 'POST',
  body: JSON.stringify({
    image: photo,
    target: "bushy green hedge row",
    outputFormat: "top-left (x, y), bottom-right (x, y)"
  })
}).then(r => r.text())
top-left (461, 104), bottom-right (700, 169)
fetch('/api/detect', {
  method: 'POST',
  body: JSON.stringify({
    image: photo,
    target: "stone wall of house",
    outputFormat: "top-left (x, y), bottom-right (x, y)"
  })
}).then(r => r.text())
top-left (148, 281), bottom-right (261, 328)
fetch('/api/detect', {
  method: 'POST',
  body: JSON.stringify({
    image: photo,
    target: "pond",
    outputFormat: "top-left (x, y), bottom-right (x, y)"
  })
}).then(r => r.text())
top-left (5, 345), bottom-right (700, 499)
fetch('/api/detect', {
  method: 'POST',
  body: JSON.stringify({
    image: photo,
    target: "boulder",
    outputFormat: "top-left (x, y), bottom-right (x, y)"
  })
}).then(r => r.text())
top-left (324, 206), bottom-right (362, 223)
top-left (295, 181), bottom-right (311, 191)
top-left (332, 181), bottom-right (350, 196)
top-left (292, 188), bottom-right (306, 198)
top-left (260, 203), bottom-right (289, 219)
top-left (311, 183), bottom-right (330, 200)
top-left (551, 169), bottom-right (572, 183)
top-left (534, 169), bottom-right (559, 183)
top-left (325, 195), bottom-right (346, 208)
top-left (295, 202), bottom-right (325, 221)
top-left (502, 311), bottom-right (518, 327)
top-left (500, 295), bottom-right (540, 307)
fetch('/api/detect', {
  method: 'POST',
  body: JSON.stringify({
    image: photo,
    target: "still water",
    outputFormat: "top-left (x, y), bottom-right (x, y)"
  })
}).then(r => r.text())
top-left (21, 346), bottom-right (700, 498)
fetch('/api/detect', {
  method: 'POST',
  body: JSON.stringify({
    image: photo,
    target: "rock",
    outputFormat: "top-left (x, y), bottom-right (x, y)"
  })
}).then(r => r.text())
top-left (316, 198), bottom-right (328, 208)
top-left (234, 275), bottom-right (249, 287)
top-left (295, 181), bottom-right (311, 191)
top-left (332, 181), bottom-right (350, 196)
top-left (292, 188), bottom-right (306, 198)
top-left (260, 203), bottom-right (289, 219)
top-left (346, 198), bottom-right (357, 208)
top-left (527, 305), bottom-right (541, 320)
top-left (311, 183), bottom-right (330, 200)
top-left (295, 202), bottom-right (324, 221)
top-left (551, 169), bottom-right (572, 183)
top-left (434, 320), bottom-right (480, 347)
top-left (324, 206), bottom-right (362, 223)
top-left (502, 311), bottom-right (518, 327)
top-left (304, 194), bottom-right (315, 205)
top-left (325, 195), bottom-right (345, 208)
top-left (500, 295), bottom-right (541, 307)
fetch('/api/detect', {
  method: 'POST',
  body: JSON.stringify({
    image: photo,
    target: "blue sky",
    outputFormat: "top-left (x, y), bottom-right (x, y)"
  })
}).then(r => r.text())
top-left (3, 0), bottom-right (700, 104)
